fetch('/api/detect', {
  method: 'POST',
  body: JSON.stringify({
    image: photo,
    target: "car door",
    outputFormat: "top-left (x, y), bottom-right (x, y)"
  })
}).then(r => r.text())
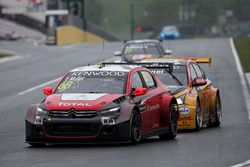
top-left (140, 71), bottom-right (162, 130)
top-left (130, 71), bottom-right (152, 133)
top-left (191, 63), bottom-right (209, 120)
top-left (193, 63), bottom-right (211, 120)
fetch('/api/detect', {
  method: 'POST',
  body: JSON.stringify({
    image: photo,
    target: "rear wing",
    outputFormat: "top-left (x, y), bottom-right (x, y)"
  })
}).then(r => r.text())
top-left (144, 57), bottom-right (212, 66)
top-left (101, 62), bottom-right (174, 73)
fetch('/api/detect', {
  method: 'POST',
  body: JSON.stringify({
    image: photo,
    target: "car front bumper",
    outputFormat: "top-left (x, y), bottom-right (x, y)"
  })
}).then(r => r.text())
top-left (25, 116), bottom-right (131, 144)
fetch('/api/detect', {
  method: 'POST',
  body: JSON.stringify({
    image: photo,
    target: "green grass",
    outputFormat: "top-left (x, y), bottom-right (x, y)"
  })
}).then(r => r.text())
top-left (234, 37), bottom-right (250, 72)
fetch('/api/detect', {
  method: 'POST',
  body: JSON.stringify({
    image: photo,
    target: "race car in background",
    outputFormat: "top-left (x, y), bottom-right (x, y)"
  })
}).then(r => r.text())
top-left (25, 63), bottom-right (179, 146)
top-left (159, 25), bottom-right (180, 40)
top-left (135, 58), bottom-right (222, 130)
top-left (113, 39), bottom-right (172, 63)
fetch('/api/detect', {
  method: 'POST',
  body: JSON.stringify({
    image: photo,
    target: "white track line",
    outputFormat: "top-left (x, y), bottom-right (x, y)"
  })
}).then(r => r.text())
top-left (230, 159), bottom-right (250, 167)
top-left (0, 49), bottom-right (23, 63)
top-left (0, 48), bottom-right (15, 55)
top-left (0, 55), bottom-right (22, 63)
top-left (229, 38), bottom-right (250, 121)
top-left (18, 77), bottom-right (61, 95)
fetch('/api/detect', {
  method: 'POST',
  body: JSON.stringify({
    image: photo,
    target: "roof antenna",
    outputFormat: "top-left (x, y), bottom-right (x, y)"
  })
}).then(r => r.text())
top-left (103, 40), bottom-right (105, 51)
top-left (102, 40), bottom-right (105, 62)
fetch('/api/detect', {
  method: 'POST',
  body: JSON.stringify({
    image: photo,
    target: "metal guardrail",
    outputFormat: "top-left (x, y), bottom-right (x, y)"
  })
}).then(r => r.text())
top-left (0, 6), bottom-right (46, 34)
top-left (0, 6), bottom-right (118, 41)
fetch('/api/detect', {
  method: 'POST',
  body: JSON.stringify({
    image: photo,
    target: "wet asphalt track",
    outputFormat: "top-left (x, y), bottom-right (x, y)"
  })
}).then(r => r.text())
top-left (0, 38), bottom-right (249, 167)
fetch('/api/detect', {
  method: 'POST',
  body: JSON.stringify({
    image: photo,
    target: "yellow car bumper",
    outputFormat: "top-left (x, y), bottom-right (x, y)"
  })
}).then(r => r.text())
top-left (177, 104), bottom-right (196, 130)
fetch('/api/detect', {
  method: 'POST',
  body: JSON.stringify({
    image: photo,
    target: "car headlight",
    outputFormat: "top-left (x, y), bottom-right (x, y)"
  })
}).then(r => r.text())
top-left (175, 32), bottom-right (180, 37)
top-left (37, 107), bottom-right (47, 114)
top-left (177, 94), bottom-right (185, 105)
top-left (100, 107), bottom-right (120, 116)
top-left (34, 107), bottom-right (48, 125)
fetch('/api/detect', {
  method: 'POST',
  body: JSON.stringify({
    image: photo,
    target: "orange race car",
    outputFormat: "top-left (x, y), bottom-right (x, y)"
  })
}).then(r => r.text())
top-left (140, 57), bottom-right (222, 130)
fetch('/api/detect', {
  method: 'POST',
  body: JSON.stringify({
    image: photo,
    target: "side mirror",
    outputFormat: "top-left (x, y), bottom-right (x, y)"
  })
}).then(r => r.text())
top-left (43, 87), bottom-right (53, 96)
top-left (164, 49), bottom-right (173, 56)
top-left (133, 88), bottom-right (147, 97)
top-left (114, 51), bottom-right (122, 56)
top-left (193, 77), bottom-right (207, 86)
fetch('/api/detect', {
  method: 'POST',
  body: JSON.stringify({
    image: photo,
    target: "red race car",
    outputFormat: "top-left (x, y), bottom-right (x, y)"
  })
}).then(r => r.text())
top-left (25, 64), bottom-right (179, 146)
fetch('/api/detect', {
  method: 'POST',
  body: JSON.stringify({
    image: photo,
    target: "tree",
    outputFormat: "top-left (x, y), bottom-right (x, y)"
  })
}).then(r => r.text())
top-left (231, 0), bottom-right (250, 22)
top-left (141, 0), bottom-right (180, 32)
top-left (85, 0), bottom-right (103, 25)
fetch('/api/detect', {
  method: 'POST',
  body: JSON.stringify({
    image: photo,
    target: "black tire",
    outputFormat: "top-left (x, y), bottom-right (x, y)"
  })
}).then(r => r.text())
top-left (208, 95), bottom-right (222, 127)
top-left (130, 111), bottom-right (142, 144)
top-left (159, 104), bottom-right (178, 140)
top-left (28, 143), bottom-right (46, 147)
top-left (195, 100), bottom-right (202, 131)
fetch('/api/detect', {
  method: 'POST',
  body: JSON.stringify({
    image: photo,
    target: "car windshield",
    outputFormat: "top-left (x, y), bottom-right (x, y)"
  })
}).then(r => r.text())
top-left (150, 65), bottom-right (187, 86)
top-left (55, 71), bottom-right (128, 94)
top-left (123, 44), bottom-right (160, 56)
top-left (163, 26), bottom-right (177, 32)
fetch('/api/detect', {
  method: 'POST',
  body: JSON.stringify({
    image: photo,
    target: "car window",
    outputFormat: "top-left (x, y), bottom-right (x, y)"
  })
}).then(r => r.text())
top-left (123, 43), bottom-right (161, 56)
top-left (196, 65), bottom-right (207, 79)
top-left (144, 45), bottom-right (161, 56)
top-left (200, 68), bottom-right (207, 79)
top-left (189, 64), bottom-right (197, 81)
top-left (55, 71), bottom-right (128, 94)
top-left (140, 71), bottom-right (156, 89)
top-left (131, 72), bottom-right (143, 89)
top-left (192, 63), bottom-right (203, 78)
top-left (123, 45), bottom-right (144, 55)
top-left (150, 65), bottom-right (188, 86)
top-left (163, 26), bottom-right (177, 32)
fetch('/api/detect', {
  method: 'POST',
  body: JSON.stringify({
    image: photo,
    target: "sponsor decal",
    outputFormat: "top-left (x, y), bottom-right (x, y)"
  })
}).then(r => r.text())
top-left (179, 116), bottom-right (192, 121)
top-left (67, 76), bottom-right (85, 81)
top-left (179, 123), bottom-right (191, 127)
top-left (58, 102), bottom-right (92, 107)
top-left (151, 69), bottom-right (165, 74)
top-left (148, 104), bottom-right (160, 112)
top-left (61, 93), bottom-right (107, 101)
top-left (179, 107), bottom-right (190, 115)
top-left (70, 71), bottom-right (125, 77)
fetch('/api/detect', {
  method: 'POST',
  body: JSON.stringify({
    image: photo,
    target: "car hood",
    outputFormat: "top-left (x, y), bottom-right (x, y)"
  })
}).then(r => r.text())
top-left (167, 86), bottom-right (186, 95)
top-left (123, 54), bottom-right (152, 62)
top-left (44, 93), bottom-right (124, 111)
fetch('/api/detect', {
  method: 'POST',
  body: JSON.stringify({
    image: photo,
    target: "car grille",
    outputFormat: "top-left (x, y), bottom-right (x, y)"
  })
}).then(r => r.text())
top-left (49, 109), bottom-right (98, 118)
top-left (44, 123), bottom-right (100, 136)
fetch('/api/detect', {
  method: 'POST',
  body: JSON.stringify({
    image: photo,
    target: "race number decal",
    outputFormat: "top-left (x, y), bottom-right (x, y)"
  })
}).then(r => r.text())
top-left (57, 81), bottom-right (74, 90)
